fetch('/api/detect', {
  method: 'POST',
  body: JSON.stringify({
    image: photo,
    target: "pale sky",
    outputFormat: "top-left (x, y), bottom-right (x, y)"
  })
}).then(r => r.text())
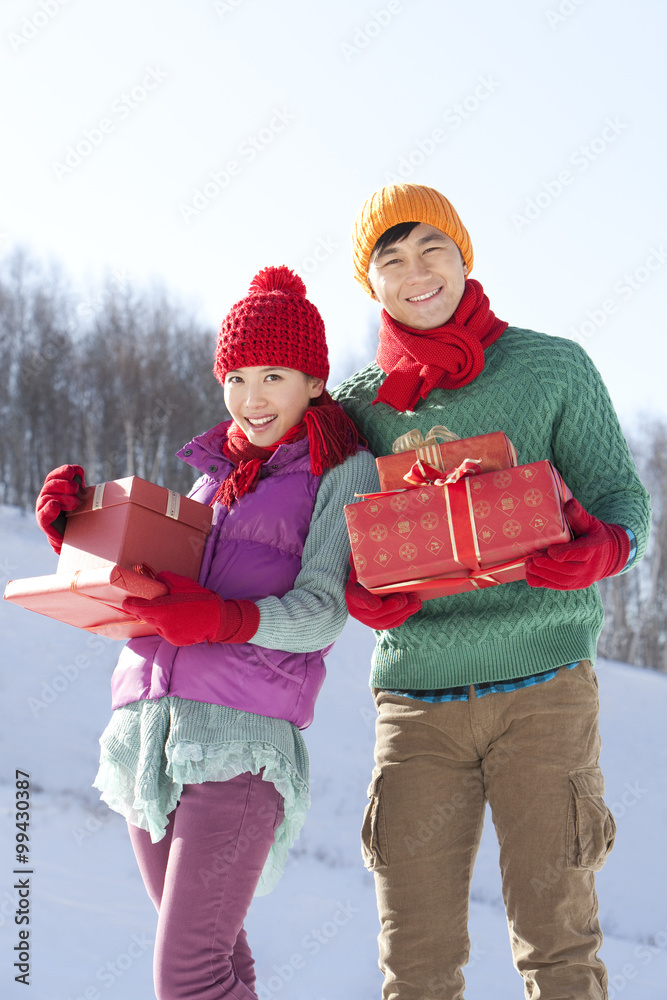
top-left (3, 0), bottom-right (666, 426)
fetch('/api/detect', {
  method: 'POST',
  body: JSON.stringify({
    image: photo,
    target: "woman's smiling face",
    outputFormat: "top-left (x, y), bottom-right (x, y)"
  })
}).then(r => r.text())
top-left (223, 366), bottom-right (324, 447)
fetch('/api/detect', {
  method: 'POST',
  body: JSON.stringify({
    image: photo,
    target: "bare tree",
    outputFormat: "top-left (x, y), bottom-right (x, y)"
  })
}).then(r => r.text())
top-left (0, 249), bottom-right (221, 504)
top-left (3, 248), bottom-right (662, 672)
top-left (598, 420), bottom-right (666, 672)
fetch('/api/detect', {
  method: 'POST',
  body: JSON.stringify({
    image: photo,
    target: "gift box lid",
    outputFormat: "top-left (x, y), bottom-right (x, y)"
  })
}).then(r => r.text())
top-left (3, 564), bottom-right (167, 638)
top-left (68, 476), bottom-right (213, 533)
top-left (376, 430), bottom-right (518, 492)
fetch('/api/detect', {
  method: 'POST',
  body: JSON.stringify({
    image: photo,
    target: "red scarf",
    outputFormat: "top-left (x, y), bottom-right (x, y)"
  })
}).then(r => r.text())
top-left (210, 392), bottom-right (362, 508)
top-left (374, 278), bottom-right (507, 412)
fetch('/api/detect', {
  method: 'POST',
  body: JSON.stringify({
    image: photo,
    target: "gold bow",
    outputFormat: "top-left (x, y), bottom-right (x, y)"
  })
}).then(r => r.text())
top-left (392, 425), bottom-right (460, 455)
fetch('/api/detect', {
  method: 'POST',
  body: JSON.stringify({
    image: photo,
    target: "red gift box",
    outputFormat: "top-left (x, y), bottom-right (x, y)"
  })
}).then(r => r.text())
top-left (345, 461), bottom-right (571, 600)
top-left (3, 564), bottom-right (169, 639)
top-left (58, 476), bottom-right (213, 576)
top-left (377, 430), bottom-right (518, 492)
top-left (4, 477), bottom-right (213, 638)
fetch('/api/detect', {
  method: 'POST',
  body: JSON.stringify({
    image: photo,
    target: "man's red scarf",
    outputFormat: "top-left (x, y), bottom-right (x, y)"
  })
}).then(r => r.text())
top-left (374, 278), bottom-right (507, 412)
top-left (210, 392), bottom-right (361, 508)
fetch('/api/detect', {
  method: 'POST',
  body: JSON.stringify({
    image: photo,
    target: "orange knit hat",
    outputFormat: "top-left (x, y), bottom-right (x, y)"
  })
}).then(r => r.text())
top-left (351, 183), bottom-right (474, 297)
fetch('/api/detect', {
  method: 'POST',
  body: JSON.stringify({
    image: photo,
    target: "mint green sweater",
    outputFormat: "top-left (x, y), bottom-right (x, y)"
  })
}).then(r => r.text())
top-left (333, 327), bottom-right (651, 690)
top-left (94, 448), bottom-right (378, 895)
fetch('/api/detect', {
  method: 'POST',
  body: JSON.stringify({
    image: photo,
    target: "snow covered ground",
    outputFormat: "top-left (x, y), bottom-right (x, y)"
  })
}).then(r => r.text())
top-left (1, 504), bottom-right (666, 999)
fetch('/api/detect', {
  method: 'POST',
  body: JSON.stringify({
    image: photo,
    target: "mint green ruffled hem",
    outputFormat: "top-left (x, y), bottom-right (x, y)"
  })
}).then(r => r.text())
top-left (93, 740), bottom-right (310, 897)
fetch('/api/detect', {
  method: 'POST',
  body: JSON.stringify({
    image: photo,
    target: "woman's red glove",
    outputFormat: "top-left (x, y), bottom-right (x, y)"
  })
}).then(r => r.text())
top-left (526, 498), bottom-right (631, 591)
top-left (35, 464), bottom-right (86, 554)
top-left (122, 571), bottom-right (260, 646)
top-left (345, 561), bottom-right (422, 630)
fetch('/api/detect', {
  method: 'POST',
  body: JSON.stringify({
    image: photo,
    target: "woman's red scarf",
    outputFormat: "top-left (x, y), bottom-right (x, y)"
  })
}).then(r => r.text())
top-left (210, 391), bottom-right (362, 508)
top-left (374, 278), bottom-right (507, 412)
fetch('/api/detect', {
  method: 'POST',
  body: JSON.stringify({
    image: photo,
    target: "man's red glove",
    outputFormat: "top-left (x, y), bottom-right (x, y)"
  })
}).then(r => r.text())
top-left (345, 562), bottom-right (422, 629)
top-left (122, 571), bottom-right (260, 646)
top-left (35, 464), bottom-right (86, 554)
top-left (526, 498), bottom-right (631, 591)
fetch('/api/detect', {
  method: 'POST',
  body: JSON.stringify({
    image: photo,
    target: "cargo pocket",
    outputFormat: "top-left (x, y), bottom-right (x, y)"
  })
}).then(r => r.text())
top-left (567, 767), bottom-right (616, 871)
top-left (361, 766), bottom-right (388, 870)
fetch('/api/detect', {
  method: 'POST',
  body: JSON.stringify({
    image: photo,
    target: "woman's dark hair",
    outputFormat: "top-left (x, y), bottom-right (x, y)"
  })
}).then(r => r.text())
top-left (370, 221), bottom-right (420, 262)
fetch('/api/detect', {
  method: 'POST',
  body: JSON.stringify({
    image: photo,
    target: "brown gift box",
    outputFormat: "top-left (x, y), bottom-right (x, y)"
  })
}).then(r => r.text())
top-left (3, 476), bottom-right (213, 638)
top-left (376, 430), bottom-right (518, 492)
top-left (345, 460), bottom-right (571, 600)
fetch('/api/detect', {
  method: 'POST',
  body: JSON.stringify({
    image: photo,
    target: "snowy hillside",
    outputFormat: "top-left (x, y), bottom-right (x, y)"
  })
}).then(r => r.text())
top-left (1, 505), bottom-right (666, 1000)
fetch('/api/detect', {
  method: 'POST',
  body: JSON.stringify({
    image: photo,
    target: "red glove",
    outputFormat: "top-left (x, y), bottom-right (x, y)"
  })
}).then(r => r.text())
top-left (122, 571), bottom-right (260, 646)
top-left (35, 465), bottom-right (86, 554)
top-left (345, 562), bottom-right (422, 629)
top-left (526, 498), bottom-right (631, 591)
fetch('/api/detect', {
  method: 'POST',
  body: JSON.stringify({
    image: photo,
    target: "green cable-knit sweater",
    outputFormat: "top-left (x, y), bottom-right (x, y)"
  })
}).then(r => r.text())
top-left (332, 327), bottom-right (651, 691)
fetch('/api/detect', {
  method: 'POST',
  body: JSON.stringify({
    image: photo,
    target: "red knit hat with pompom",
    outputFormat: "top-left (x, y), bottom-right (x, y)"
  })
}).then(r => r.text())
top-left (213, 266), bottom-right (329, 385)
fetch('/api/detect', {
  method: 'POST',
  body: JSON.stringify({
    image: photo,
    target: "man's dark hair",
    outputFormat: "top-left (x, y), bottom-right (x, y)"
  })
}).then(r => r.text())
top-left (370, 221), bottom-right (420, 262)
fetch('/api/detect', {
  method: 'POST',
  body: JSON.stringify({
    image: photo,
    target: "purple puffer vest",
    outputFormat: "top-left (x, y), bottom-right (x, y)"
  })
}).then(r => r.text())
top-left (109, 420), bottom-right (329, 729)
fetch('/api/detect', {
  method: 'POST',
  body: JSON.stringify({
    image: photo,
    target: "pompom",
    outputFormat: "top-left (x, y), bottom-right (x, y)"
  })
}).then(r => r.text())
top-left (249, 265), bottom-right (306, 297)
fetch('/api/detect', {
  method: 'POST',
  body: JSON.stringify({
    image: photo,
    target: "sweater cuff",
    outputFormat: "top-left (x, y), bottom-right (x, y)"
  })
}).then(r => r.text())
top-left (215, 599), bottom-right (261, 644)
top-left (619, 526), bottom-right (637, 572)
top-left (609, 523), bottom-right (632, 577)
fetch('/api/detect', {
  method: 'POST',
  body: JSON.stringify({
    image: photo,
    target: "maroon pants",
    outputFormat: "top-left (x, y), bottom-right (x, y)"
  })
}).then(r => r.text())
top-left (128, 772), bottom-right (284, 1000)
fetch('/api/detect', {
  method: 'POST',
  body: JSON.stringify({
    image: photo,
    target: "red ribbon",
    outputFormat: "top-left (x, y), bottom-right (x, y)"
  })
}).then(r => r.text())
top-left (356, 457), bottom-right (483, 503)
top-left (402, 456), bottom-right (482, 487)
top-left (356, 457), bottom-right (526, 593)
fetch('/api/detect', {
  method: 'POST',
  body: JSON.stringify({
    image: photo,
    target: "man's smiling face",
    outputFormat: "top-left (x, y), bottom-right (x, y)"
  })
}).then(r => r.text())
top-left (367, 222), bottom-right (468, 330)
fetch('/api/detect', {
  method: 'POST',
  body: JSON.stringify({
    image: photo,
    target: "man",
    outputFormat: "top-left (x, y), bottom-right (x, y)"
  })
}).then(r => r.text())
top-left (332, 183), bottom-right (651, 1000)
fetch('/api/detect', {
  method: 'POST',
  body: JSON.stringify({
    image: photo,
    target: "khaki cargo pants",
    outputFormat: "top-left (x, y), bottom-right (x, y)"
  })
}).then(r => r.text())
top-left (362, 661), bottom-right (616, 1000)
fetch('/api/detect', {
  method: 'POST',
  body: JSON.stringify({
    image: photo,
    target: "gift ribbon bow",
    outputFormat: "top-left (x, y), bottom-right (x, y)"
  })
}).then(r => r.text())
top-left (356, 457), bottom-right (482, 502)
top-left (403, 456), bottom-right (482, 488)
top-left (392, 425), bottom-right (460, 454)
top-left (407, 459), bottom-right (526, 588)
top-left (392, 425), bottom-right (462, 478)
